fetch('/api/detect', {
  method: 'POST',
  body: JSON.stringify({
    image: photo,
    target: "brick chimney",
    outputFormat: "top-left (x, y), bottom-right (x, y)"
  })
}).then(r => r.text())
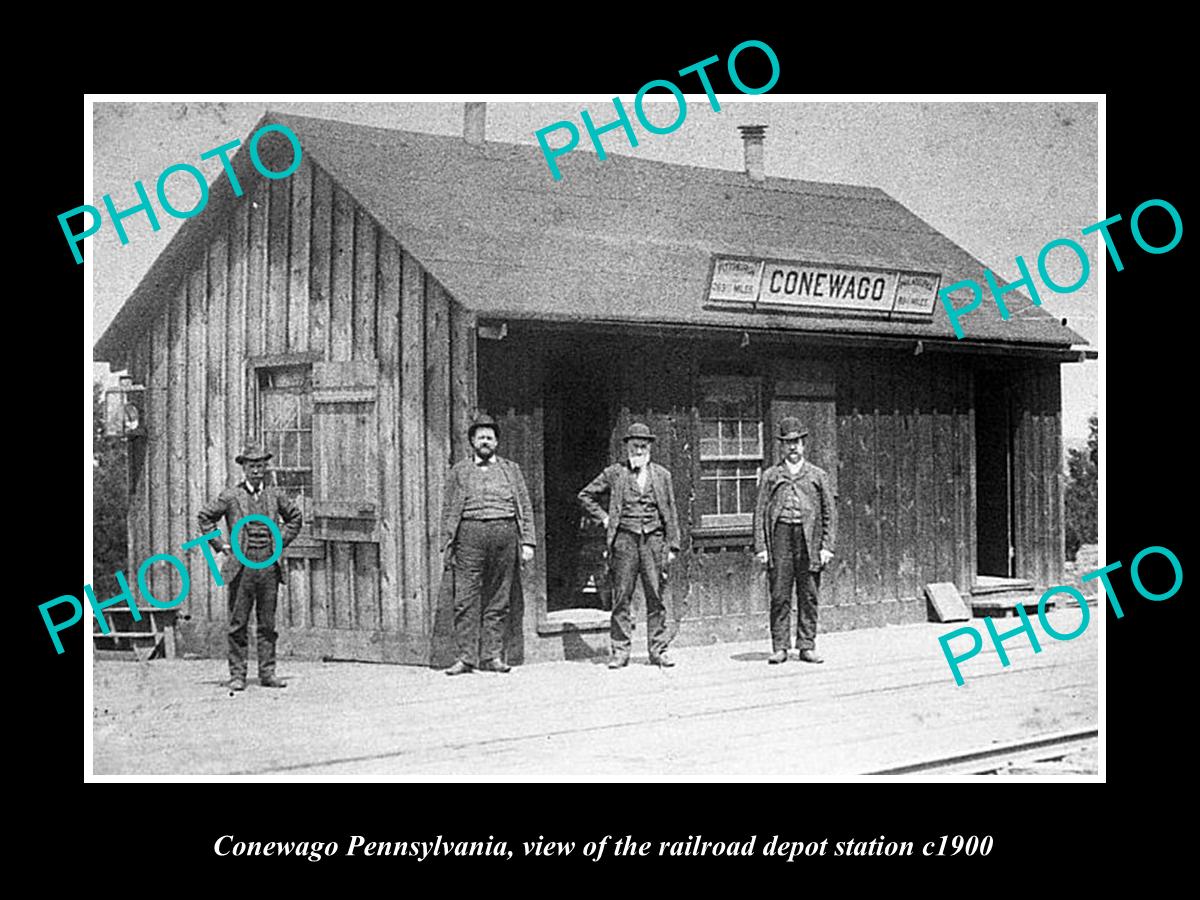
top-left (738, 124), bottom-right (767, 183)
top-left (464, 102), bottom-right (486, 145)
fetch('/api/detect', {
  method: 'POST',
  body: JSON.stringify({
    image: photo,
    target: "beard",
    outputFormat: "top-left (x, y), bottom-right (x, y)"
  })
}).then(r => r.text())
top-left (475, 444), bottom-right (495, 460)
top-left (628, 451), bottom-right (650, 469)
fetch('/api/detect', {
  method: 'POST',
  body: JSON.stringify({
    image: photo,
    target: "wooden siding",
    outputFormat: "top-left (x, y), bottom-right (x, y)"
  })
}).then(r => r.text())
top-left (1011, 364), bottom-right (1065, 588)
top-left (830, 354), bottom-right (976, 626)
top-left (125, 158), bottom-right (458, 665)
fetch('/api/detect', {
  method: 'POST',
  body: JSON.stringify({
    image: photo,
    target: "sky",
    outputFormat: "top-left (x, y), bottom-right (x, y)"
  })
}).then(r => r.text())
top-left (90, 98), bottom-right (1099, 441)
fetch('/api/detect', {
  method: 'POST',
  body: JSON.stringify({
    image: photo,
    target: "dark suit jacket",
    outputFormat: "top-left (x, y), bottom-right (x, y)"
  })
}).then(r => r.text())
top-left (197, 483), bottom-right (304, 584)
top-left (440, 456), bottom-right (536, 553)
top-left (577, 460), bottom-right (682, 552)
top-left (753, 460), bottom-right (836, 572)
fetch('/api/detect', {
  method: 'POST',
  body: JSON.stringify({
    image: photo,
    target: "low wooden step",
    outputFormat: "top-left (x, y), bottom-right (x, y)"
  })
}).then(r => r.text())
top-left (970, 594), bottom-right (1052, 618)
top-left (971, 577), bottom-right (1035, 597)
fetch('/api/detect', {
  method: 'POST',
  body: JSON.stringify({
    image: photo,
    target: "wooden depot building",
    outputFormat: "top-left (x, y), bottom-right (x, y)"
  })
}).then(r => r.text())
top-left (94, 106), bottom-right (1093, 667)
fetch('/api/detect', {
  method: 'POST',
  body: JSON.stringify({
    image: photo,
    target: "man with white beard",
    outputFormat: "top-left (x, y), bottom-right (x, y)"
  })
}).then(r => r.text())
top-left (578, 423), bottom-right (682, 669)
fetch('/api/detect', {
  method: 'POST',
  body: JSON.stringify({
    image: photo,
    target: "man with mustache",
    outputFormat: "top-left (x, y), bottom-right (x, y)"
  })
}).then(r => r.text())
top-left (754, 417), bottom-right (837, 664)
top-left (578, 423), bottom-right (682, 669)
top-left (197, 441), bottom-right (304, 691)
top-left (440, 414), bottom-right (536, 676)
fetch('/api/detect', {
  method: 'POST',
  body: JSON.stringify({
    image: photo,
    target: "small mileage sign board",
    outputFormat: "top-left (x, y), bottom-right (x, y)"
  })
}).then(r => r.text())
top-left (707, 256), bottom-right (940, 318)
top-left (708, 257), bottom-right (763, 302)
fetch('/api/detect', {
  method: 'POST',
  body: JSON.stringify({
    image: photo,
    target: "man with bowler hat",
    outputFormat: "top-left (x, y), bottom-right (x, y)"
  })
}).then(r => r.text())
top-left (440, 414), bottom-right (536, 676)
top-left (578, 422), bottom-right (682, 669)
top-left (754, 417), bottom-right (836, 664)
top-left (197, 441), bottom-right (304, 691)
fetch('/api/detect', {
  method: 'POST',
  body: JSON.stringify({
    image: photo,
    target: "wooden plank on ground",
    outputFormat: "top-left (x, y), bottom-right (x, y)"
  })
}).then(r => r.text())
top-left (925, 582), bottom-right (970, 622)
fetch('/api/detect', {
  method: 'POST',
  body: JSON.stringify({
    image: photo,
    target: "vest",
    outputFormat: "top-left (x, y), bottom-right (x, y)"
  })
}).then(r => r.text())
top-left (778, 469), bottom-right (815, 525)
top-left (618, 471), bottom-right (664, 535)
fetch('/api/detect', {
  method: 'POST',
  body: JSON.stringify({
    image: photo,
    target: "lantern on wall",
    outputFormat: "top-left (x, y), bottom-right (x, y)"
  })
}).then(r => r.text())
top-left (104, 376), bottom-right (146, 438)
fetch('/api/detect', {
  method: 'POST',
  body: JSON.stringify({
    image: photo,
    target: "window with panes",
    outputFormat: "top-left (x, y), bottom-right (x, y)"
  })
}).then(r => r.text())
top-left (257, 366), bottom-right (313, 501)
top-left (697, 376), bottom-right (763, 529)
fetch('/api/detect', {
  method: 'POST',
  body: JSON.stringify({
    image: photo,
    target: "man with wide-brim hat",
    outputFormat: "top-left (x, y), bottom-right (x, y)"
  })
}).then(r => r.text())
top-left (578, 422), bottom-right (682, 668)
top-left (440, 414), bottom-right (536, 675)
top-left (197, 440), bottom-right (304, 691)
top-left (753, 417), bottom-right (837, 664)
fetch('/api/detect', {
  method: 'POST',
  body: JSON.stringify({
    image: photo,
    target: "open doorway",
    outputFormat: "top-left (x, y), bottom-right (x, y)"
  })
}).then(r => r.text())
top-left (975, 379), bottom-right (1014, 577)
top-left (542, 344), bottom-right (618, 613)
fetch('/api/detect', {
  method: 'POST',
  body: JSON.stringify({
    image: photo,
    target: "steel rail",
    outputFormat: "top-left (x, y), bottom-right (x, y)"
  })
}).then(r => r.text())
top-left (863, 727), bottom-right (1098, 776)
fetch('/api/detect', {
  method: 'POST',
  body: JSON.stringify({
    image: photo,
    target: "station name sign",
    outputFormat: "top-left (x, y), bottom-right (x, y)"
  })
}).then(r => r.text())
top-left (708, 257), bottom-right (941, 317)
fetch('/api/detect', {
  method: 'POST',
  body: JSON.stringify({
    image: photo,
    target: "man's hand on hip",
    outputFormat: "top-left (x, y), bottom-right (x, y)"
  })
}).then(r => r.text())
top-left (819, 549), bottom-right (835, 567)
top-left (521, 544), bottom-right (535, 564)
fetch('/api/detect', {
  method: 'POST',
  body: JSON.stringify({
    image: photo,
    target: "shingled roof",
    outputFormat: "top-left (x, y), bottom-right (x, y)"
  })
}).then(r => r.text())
top-left (96, 111), bottom-right (1088, 361)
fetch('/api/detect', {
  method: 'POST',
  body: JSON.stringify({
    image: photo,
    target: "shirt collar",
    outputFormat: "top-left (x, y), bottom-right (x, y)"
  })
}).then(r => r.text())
top-left (784, 459), bottom-right (805, 476)
top-left (243, 479), bottom-right (264, 495)
top-left (474, 454), bottom-right (495, 467)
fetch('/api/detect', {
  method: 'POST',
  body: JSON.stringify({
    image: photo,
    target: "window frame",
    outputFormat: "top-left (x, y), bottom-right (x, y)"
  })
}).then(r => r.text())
top-left (248, 351), bottom-right (324, 557)
top-left (695, 375), bottom-right (765, 534)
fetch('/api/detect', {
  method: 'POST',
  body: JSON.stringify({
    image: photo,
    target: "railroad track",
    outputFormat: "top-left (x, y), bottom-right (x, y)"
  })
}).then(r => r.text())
top-left (863, 727), bottom-right (1098, 776)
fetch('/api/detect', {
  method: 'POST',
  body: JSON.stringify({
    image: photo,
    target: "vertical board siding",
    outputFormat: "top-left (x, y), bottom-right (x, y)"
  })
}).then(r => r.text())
top-left (288, 162), bottom-right (312, 354)
top-left (186, 265), bottom-right (210, 619)
top-left (285, 165), bottom-right (312, 625)
top-left (400, 250), bottom-right (427, 634)
top-left (128, 343), bottom-right (151, 586)
top-left (877, 360), bottom-right (898, 604)
top-left (833, 370), bottom-right (856, 607)
top-left (328, 181), bottom-right (357, 638)
top-left (167, 281), bottom-right (189, 623)
top-left (149, 296), bottom-right (170, 602)
top-left (913, 363), bottom-right (935, 592)
top-left (331, 541), bottom-right (353, 629)
top-left (957, 365), bottom-right (975, 589)
top-left (330, 185), bottom-right (354, 363)
top-left (206, 236), bottom-right (228, 525)
top-left (246, 175), bottom-right (269, 363)
top-left (424, 278), bottom-right (452, 644)
top-left (353, 210), bottom-right (377, 361)
top-left (307, 167), bottom-right (334, 630)
top-left (226, 196), bottom-right (248, 478)
top-left (377, 236), bottom-right (403, 634)
top-left (267, 176), bottom-right (290, 354)
top-left (1011, 364), bottom-right (1064, 586)
top-left (355, 214), bottom-right (379, 630)
top-left (853, 361), bottom-right (879, 605)
top-left (129, 163), bottom-right (426, 662)
top-left (449, 301), bottom-right (477, 466)
top-left (895, 368), bottom-right (917, 598)
top-left (309, 167), bottom-right (333, 360)
top-left (835, 353), bottom-right (980, 614)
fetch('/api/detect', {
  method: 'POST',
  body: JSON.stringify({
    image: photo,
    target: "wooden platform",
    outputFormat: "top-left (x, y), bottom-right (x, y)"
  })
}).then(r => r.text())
top-left (92, 605), bottom-right (1098, 778)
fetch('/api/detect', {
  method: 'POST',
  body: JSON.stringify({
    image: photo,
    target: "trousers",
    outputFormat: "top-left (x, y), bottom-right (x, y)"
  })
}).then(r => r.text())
top-left (609, 529), bottom-right (671, 656)
top-left (769, 521), bottom-right (821, 652)
top-left (228, 564), bottom-right (280, 678)
top-left (453, 518), bottom-right (518, 666)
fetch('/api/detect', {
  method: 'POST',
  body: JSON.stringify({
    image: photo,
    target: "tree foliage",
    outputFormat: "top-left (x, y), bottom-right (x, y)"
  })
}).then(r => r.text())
top-left (93, 381), bottom-right (128, 598)
top-left (1064, 413), bottom-right (1098, 560)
